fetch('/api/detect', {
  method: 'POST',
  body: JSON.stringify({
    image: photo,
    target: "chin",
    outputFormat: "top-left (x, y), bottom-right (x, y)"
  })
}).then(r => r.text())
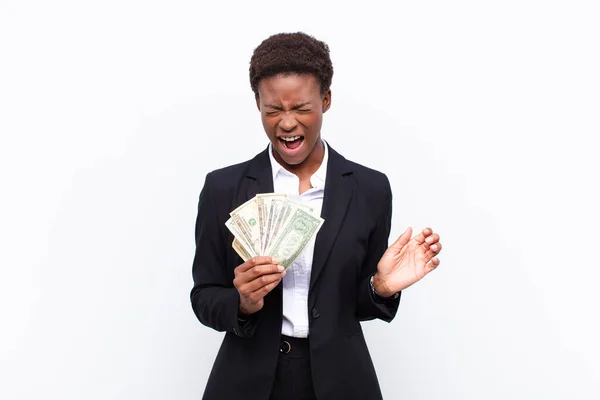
top-left (278, 152), bottom-right (308, 167)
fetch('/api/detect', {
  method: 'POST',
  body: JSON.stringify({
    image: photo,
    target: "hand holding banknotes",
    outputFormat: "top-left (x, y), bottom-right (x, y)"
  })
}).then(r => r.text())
top-left (233, 256), bottom-right (285, 316)
top-left (226, 193), bottom-right (324, 315)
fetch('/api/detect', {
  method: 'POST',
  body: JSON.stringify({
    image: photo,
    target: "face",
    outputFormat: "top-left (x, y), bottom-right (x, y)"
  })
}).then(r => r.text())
top-left (256, 74), bottom-right (331, 171)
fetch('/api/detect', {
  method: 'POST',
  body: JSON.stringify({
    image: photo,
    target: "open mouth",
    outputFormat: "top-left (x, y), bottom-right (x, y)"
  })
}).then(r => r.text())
top-left (278, 135), bottom-right (305, 150)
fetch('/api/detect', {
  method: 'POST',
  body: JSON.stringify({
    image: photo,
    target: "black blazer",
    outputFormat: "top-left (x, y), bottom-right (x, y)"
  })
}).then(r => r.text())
top-left (190, 144), bottom-right (401, 400)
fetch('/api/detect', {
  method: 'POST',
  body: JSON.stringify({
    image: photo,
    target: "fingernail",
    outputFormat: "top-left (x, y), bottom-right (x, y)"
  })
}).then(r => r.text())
top-left (282, 270), bottom-right (287, 276)
top-left (277, 265), bottom-right (284, 272)
top-left (271, 257), bottom-right (280, 264)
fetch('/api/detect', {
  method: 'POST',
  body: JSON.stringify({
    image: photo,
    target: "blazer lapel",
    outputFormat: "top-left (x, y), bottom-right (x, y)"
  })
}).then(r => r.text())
top-left (310, 145), bottom-right (354, 292)
top-left (240, 146), bottom-right (274, 205)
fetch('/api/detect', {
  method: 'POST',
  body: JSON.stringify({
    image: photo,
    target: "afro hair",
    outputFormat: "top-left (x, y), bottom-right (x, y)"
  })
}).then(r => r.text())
top-left (249, 32), bottom-right (334, 96)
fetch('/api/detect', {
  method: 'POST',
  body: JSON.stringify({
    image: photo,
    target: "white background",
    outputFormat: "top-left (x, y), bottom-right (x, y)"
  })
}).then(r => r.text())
top-left (1, 0), bottom-right (599, 399)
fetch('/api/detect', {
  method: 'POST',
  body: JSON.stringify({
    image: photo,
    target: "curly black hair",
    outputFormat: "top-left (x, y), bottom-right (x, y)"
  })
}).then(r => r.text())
top-left (249, 32), bottom-right (334, 96)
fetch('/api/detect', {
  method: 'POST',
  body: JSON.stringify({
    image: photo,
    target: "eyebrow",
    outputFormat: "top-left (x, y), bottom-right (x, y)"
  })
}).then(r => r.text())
top-left (264, 102), bottom-right (311, 111)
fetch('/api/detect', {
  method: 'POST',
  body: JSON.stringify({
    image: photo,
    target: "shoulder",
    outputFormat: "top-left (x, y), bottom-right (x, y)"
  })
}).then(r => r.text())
top-left (202, 149), bottom-right (267, 191)
top-left (205, 160), bottom-right (250, 187)
top-left (346, 159), bottom-right (391, 194)
top-left (327, 144), bottom-right (393, 220)
top-left (328, 145), bottom-right (391, 200)
top-left (341, 156), bottom-right (393, 224)
top-left (347, 160), bottom-right (392, 221)
top-left (327, 143), bottom-right (388, 185)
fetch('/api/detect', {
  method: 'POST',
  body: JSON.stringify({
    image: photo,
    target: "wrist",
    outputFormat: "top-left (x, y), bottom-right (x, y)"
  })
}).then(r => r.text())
top-left (239, 300), bottom-right (253, 317)
top-left (372, 273), bottom-right (395, 298)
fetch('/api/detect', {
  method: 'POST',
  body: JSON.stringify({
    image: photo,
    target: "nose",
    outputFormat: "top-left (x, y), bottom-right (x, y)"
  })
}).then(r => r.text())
top-left (278, 113), bottom-right (297, 133)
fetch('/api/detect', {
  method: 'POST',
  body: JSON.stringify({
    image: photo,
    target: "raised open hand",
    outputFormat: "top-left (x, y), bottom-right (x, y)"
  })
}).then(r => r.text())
top-left (373, 227), bottom-right (442, 297)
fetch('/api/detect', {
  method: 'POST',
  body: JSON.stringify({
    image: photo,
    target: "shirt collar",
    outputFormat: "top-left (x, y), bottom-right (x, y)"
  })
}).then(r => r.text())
top-left (268, 140), bottom-right (329, 190)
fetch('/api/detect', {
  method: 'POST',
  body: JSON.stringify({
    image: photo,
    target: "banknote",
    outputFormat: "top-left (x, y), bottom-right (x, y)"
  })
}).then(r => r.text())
top-left (256, 193), bottom-right (287, 254)
top-left (269, 200), bottom-right (292, 251)
top-left (230, 197), bottom-right (261, 255)
top-left (263, 196), bottom-right (287, 254)
top-left (225, 217), bottom-right (257, 258)
top-left (232, 238), bottom-right (251, 262)
top-left (266, 207), bottom-right (324, 269)
top-left (226, 194), bottom-right (324, 269)
top-left (268, 199), bottom-right (321, 251)
top-left (286, 197), bottom-right (320, 216)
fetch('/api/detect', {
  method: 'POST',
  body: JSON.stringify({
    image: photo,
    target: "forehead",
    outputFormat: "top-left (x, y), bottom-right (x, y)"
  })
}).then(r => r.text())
top-left (257, 74), bottom-right (322, 103)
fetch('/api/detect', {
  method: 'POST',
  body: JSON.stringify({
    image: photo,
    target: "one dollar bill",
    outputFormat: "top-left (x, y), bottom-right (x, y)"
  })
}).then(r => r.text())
top-left (266, 207), bottom-right (324, 269)
top-left (232, 238), bottom-right (251, 262)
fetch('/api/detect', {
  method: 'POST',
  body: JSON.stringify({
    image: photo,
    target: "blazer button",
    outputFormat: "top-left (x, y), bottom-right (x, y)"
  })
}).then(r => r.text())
top-left (311, 307), bottom-right (320, 319)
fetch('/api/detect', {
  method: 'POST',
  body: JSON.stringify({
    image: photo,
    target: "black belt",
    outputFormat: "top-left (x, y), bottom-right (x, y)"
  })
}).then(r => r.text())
top-left (279, 335), bottom-right (310, 357)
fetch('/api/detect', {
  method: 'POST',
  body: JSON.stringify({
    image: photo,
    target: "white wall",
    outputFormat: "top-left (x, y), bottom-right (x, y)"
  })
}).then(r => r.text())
top-left (1, 1), bottom-right (599, 399)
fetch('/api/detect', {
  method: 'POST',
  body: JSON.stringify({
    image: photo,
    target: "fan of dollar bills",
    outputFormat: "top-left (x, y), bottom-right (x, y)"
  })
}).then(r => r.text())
top-left (225, 194), bottom-right (324, 269)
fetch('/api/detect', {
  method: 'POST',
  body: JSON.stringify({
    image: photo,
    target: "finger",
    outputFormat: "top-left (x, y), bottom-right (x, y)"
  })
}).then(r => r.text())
top-left (238, 271), bottom-right (284, 295)
top-left (413, 227), bottom-right (433, 245)
top-left (425, 233), bottom-right (440, 245)
top-left (247, 275), bottom-right (284, 301)
top-left (390, 226), bottom-right (412, 250)
top-left (235, 263), bottom-right (283, 287)
top-left (424, 242), bottom-right (442, 260)
top-left (236, 256), bottom-right (281, 273)
top-left (425, 257), bottom-right (440, 273)
top-left (246, 263), bottom-right (285, 280)
top-left (239, 264), bottom-right (284, 285)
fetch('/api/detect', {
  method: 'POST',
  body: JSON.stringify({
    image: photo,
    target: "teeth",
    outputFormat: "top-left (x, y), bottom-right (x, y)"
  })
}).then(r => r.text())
top-left (280, 136), bottom-right (302, 142)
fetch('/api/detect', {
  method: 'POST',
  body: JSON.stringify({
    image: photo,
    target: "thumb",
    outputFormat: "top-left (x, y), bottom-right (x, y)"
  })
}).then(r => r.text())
top-left (390, 226), bottom-right (412, 251)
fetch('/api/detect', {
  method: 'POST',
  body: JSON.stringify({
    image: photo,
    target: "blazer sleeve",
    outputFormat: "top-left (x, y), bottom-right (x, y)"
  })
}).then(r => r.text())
top-left (190, 172), bottom-right (257, 338)
top-left (356, 174), bottom-right (401, 322)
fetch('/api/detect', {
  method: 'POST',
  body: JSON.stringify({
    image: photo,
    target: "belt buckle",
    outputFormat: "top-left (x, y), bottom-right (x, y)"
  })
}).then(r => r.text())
top-left (280, 340), bottom-right (291, 354)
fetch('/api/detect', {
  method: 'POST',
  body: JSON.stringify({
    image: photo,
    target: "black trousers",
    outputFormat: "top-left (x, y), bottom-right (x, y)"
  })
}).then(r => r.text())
top-left (269, 335), bottom-right (317, 400)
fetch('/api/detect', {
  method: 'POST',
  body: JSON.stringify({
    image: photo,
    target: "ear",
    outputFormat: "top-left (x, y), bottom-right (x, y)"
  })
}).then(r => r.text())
top-left (255, 94), bottom-right (261, 112)
top-left (322, 90), bottom-right (332, 113)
